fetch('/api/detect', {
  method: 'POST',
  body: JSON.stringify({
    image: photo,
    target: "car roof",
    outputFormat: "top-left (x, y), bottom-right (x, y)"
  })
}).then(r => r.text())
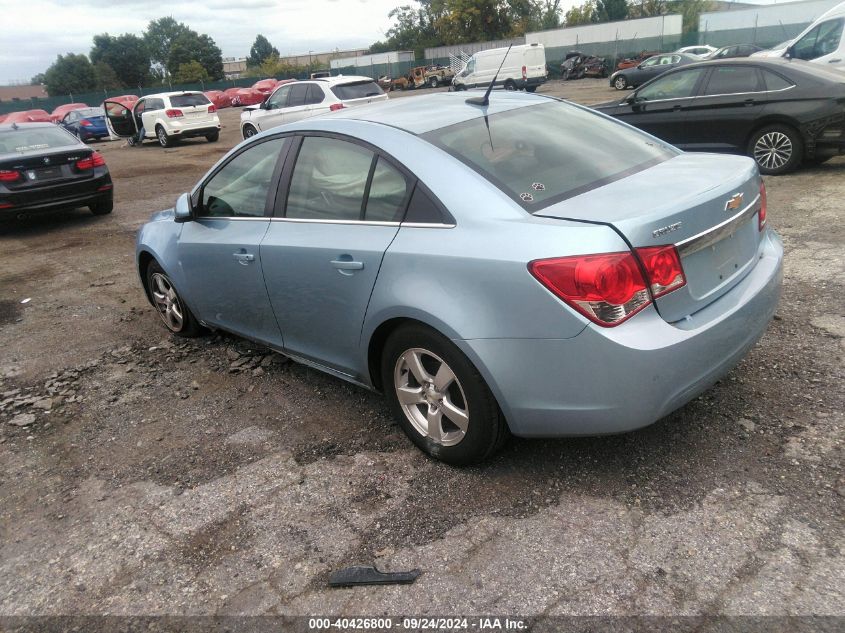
top-left (323, 90), bottom-right (550, 135)
top-left (310, 75), bottom-right (376, 85)
top-left (136, 91), bottom-right (204, 99)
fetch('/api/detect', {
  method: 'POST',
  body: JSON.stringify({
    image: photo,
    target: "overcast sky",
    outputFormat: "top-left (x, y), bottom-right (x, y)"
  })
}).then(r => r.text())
top-left (2, 0), bottom-right (784, 84)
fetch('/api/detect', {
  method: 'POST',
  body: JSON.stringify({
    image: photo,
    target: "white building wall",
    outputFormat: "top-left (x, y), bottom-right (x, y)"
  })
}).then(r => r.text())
top-left (330, 51), bottom-right (414, 69)
top-left (525, 14), bottom-right (683, 48)
top-left (699, 0), bottom-right (842, 30)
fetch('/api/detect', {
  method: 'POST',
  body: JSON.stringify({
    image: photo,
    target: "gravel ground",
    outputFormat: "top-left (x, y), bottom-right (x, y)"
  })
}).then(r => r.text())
top-left (0, 79), bottom-right (842, 624)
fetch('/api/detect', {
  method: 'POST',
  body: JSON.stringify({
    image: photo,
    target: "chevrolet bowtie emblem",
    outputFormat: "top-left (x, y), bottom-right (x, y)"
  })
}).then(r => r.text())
top-left (725, 193), bottom-right (744, 211)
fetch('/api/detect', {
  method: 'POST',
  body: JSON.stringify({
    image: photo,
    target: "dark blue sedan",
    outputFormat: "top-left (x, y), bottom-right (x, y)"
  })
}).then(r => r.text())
top-left (60, 107), bottom-right (109, 142)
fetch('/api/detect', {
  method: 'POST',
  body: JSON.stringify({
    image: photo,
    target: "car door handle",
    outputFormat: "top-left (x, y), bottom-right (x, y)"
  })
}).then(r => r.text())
top-left (672, 104), bottom-right (682, 112)
top-left (744, 99), bottom-right (755, 107)
top-left (331, 258), bottom-right (364, 276)
top-left (233, 252), bottom-right (255, 265)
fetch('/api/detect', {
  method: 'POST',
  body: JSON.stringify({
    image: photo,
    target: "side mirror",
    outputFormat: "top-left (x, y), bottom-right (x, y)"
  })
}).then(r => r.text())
top-left (174, 192), bottom-right (193, 223)
top-left (625, 93), bottom-right (638, 104)
top-left (784, 45), bottom-right (794, 59)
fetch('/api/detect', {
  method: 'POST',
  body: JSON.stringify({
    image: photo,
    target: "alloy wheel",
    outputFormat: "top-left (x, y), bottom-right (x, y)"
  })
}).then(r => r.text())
top-left (157, 128), bottom-right (168, 146)
top-left (393, 348), bottom-right (469, 447)
top-left (243, 126), bottom-right (257, 138)
top-left (150, 273), bottom-right (184, 332)
top-left (754, 132), bottom-right (792, 171)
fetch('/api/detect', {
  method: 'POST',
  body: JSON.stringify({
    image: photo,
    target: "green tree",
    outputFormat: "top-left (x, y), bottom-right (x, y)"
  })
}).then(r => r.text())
top-left (247, 34), bottom-right (279, 67)
top-left (30, 73), bottom-right (46, 85)
top-left (167, 31), bottom-right (223, 80)
top-left (93, 61), bottom-right (123, 90)
top-left (628, 0), bottom-right (667, 19)
top-left (43, 53), bottom-right (96, 96)
top-left (595, 0), bottom-right (628, 21)
top-left (436, 0), bottom-right (514, 44)
top-left (532, 0), bottom-right (563, 30)
top-left (564, 0), bottom-right (597, 26)
top-left (91, 33), bottom-right (151, 87)
top-left (668, 0), bottom-right (711, 34)
top-left (144, 17), bottom-right (191, 69)
top-left (173, 61), bottom-right (210, 84)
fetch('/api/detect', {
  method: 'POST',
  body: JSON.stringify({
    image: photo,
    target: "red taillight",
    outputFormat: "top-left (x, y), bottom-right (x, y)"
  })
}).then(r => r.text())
top-left (165, 109), bottom-right (183, 118)
top-left (636, 245), bottom-right (686, 298)
top-left (207, 105), bottom-right (216, 114)
top-left (75, 152), bottom-right (106, 170)
top-left (79, 119), bottom-right (92, 127)
top-left (0, 202), bottom-right (13, 209)
top-left (529, 246), bottom-right (686, 327)
top-left (522, 65), bottom-right (527, 80)
top-left (329, 103), bottom-right (345, 112)
top-left (0, 169), bottom-right (21, 183)
top-left (758, 182), bottom-right (767, 231)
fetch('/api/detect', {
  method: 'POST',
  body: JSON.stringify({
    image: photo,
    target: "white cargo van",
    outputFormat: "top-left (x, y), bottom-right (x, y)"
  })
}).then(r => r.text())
top-left (452, 43), bottom-right (548, 92)
top-left (785, 1), bottom-right (845, 71)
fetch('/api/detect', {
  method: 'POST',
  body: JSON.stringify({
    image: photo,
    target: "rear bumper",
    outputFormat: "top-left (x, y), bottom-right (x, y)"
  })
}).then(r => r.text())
top-left (0, 171), bottom-right (112, 217)
top-left (456, 228), bottom-right (783, 437)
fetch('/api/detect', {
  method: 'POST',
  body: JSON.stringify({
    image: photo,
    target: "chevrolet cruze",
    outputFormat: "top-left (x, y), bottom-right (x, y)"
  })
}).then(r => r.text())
top-left (135, 92), bottom-right (783, 465)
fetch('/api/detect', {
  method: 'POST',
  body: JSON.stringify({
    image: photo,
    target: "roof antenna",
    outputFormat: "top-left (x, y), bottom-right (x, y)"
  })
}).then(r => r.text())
top-left (466, 44), bottom-right (512, 107)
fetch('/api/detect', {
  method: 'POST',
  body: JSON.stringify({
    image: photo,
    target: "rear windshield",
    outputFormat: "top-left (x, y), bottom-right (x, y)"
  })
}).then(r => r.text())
top-left (0, 127), bottom-right (77, 154)
top-left (170, 94), bottom-right (211, 107)
top-left (422, 100), bottom-right (676, 210)
top-left (330, 81), bottom-right (384, 101)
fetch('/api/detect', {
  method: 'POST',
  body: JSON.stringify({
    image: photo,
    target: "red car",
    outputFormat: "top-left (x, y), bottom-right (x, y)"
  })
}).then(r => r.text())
top-left (233, 87), bottom-right (265, 106)
top-left (4, 109), bottom-right (52, 123)
top-left (203, 90), bottom-right (232, 109)
top-left (0, 114), bottom-right (6, 124)
top-left (50, 103), bottom-right (88, 123)
top-left (223, 87), bottom-right (243, 106)
top-left (252, 78), bottom-right (280, 95)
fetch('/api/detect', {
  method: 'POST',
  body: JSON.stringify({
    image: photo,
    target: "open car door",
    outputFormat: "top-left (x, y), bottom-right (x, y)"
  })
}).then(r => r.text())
top-left (103, 100), bottom-right (137, 140)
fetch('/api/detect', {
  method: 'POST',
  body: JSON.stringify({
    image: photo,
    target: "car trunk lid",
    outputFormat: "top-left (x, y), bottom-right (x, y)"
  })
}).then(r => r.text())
top-left (0, 146), bottom-right (96, 190)
top-left (535, 153), bottom-right (764, 323)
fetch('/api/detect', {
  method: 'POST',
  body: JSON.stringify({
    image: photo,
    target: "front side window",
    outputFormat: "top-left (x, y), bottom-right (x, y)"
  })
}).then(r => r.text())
top-left (423, 101), bottom-right (676, 210)
top-left (200, 138), bottom-right (284, 218)
top-left (793, 19), bottom-right (844, 60)
top-left (267, 86), bottom-right (290, 110)
top-left (703, 66), bottom-right (761, 95)
top-left (637, 68), bottom-right (706, 101)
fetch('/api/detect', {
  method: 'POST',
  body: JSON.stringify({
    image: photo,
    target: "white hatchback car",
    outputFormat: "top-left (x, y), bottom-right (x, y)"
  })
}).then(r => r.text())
top-left (103, 91), bottom-right (221, 147)
top-left (239, 76), bottom-right (388, 139)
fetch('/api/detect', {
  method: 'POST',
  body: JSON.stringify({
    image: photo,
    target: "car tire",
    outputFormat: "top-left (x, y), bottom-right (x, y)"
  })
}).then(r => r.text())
top-left (381, 324), bottom-right (509, 466)
top-left (525, 86), bottom-right (537, 93)
top-left (89, 197), bottom-right (113, 215)
top-left (614, 75), bottom-right (628, 90)
top-left (748, 124), bottom-right (803, 175)
top-left (206, 131), bottom-right (219, 142)
top-left (504, 79), bottom-right (517, 91)
top-left (145, 260), bottom-right (204, 337)
top-left (242, 124), bottom-right (258, 140)
top-left (156, 125), bottom-right (171, 148)
top-left (429, 76), bottom-right (439, 88)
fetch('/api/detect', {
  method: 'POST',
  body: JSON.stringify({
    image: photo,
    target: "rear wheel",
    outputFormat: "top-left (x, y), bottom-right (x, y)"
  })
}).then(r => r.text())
top-left (614, 75), bottom-right (628, 90)
top-left (381, 324), bottom-right (509, 465)
top-left (156, 125), bottom-right (171, 148)
top-left (242, 124), bottom-right (258, 139)
top-left (428, 76), bottom-right (439, 88)
top-left (748, 124), bottom-right (803, 175)
top-left (89, 198), bottom-right (113, 215)
top-left (525, 85), bottom-right (537, 93)
top-left (146, 261), bottom-right (203, 337)
top-left (206, 131), bottom-right (219, 142)
top-left (504, 79), bottom-right (517, 91)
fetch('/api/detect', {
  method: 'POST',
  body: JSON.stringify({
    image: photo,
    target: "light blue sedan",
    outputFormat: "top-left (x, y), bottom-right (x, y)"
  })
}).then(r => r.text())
top-left (136, 91), bottom-right (783, 465)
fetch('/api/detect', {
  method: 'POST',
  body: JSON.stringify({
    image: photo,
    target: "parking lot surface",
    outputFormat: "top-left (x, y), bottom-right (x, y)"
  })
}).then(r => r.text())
top-left (0, 79), bottom-right (843, 618)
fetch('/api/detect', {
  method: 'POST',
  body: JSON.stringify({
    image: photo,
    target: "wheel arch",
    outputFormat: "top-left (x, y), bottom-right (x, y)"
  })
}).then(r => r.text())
top-left (137, 249), bottom-right (157, 305)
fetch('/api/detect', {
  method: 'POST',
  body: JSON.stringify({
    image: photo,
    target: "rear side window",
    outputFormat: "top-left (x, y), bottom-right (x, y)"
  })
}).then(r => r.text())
top-left (330, 81), bottom-right (384, 101)
top-left (703, 66), bottom-right (762, 95)
top-left (365, 157), bottom-right (410, 222)
top-left (404, 185), bottom-right (445, 224)
top-left (287, 84), bottom-right (309, 107)
top-left (423, 101), bottom-right (676, 210)
top-left (170, 94), bottom-right (211, 108)
top-left (0, 127), bottom-right (78, 153)
top-left (762, 70), bottom-right (793, 91)
top-left (305, 84), bottom-right (325, 105)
